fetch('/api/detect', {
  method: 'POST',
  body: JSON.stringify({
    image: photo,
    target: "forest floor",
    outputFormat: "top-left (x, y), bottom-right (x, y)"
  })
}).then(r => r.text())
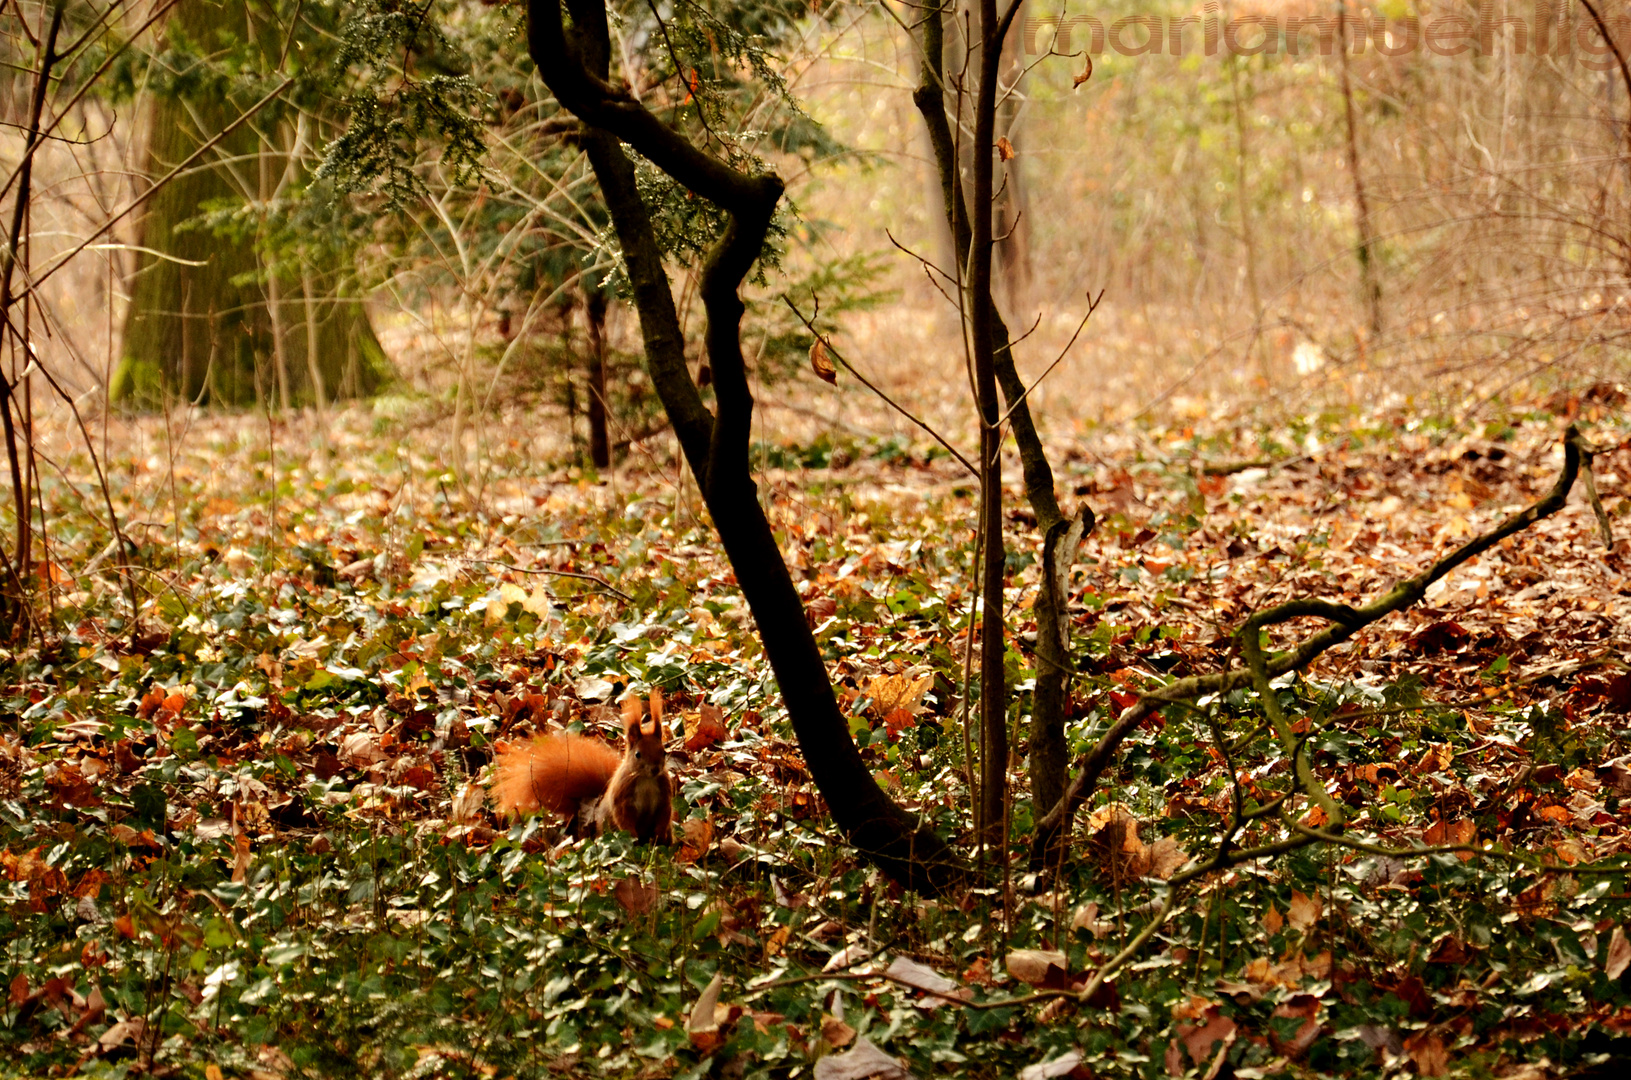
top-left (3, 374), bottom-right (1631, 1079)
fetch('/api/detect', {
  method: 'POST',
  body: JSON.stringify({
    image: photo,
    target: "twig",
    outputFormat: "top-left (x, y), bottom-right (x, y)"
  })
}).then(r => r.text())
top-left (1034, 425), bottom-right (1593, 852)
top-left (26, 76), bottom-right (295, 293)
top-left (781, 296), bottom-right (977, 477)
top-left (461, 557), bottom-right (632, 602)
top-left (992, 290), bottom-right (1102, 429)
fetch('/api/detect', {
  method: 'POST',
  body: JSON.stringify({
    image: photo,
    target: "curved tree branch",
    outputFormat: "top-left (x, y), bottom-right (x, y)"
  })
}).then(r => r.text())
top-left (526, 0), bottom-right (970, 894)
top-left (1033, 425), bottom-right (1592, 855)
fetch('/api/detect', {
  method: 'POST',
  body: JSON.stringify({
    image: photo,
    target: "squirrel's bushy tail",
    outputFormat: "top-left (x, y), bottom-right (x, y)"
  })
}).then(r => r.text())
top-left (492, 734), bottom-right (621, 818)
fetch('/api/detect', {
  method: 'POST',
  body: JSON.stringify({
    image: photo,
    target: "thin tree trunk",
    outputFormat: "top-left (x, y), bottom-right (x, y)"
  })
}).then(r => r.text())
top-left (969, 0), bottom-right (1011, 853)
top-left (1228, 57), bottom-right (1271, 385)
top-left (266, 266), bottom-right (293, 414)
top-left (913, 0), bottom-right (1090, 865)
top-left (529, 0), bottom-right (971, 895)
top-left (0, 4), bottom-right (64, 636)
top-left (585, 290), bottom-right (611, 469)
top-left (1339, 0), bottom-right (1384, 336)
top-left (301, 267), bottom-right (330, 414)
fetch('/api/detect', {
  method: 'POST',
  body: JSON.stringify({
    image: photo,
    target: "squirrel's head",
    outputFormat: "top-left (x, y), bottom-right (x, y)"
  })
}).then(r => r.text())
top-left (621, 695), bottom-right (668, 769)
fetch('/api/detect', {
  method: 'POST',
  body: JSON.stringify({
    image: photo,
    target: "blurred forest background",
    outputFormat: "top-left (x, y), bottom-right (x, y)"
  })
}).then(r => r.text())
top-left (2, 0), bottom-right (1625, 463)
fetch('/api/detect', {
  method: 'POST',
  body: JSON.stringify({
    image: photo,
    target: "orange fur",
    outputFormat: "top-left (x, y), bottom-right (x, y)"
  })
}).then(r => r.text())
top-left (491, 733), bottom-right (620, 818)
top-left (491, 712), bottom-right (672, 842)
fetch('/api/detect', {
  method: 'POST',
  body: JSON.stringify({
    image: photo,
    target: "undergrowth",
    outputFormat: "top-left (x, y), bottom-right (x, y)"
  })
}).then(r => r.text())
top-left (3, 402), bottom-right (1631, 1077)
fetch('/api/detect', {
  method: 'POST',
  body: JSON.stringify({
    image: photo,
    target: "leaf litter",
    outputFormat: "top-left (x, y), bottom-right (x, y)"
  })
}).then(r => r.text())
top-left (1, 392), bottom-right (1630, 1076)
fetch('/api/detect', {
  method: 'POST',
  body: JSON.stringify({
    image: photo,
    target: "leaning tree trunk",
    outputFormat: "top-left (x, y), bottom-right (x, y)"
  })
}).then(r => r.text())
top-left (526, 0), bottom-right (970, 895)
top-left (114, 0), bottom-right (386, 407)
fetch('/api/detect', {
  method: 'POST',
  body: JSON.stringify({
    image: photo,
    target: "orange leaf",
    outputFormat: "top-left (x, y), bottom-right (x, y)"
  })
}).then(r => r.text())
top-left (810, 339), bottom-right (837, 384)
top-left (882, 707), bottom-right (914, 740)
top-left (402, 765), bottom-right (436, 792)
top-left (684, 704), bottom-right (729, 751)
top-left (996, 136), bottom-right (1015, 161)
top-left (678, 818), bottom-right (714, 864)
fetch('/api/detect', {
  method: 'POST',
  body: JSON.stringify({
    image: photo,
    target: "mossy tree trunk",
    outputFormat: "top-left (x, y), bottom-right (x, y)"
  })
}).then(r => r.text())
top-left (115, 0), bottom-right (387, 408)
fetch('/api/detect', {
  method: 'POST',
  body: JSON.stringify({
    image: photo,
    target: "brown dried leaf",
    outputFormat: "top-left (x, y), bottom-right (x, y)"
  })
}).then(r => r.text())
top-left (679, 818), bottom-right (714, 863)
top-left (687, 971), bottom-right (723, 1046)
top-left (684, 703), bottom-right (729, 751)
top-left (1287, 889), bottom-right (1322, 931)
top-left (812, 1035), bottom-right (914, 1079)
top-left (810, 339), bottom-right (837, 384)
top-left (1403, 1031), bottom-right (1448, 1077)
top-left (231, 834), bottom-right (252, 884)
top-left (1606, 925), bottom-right (1631, 980)
top-left (1005, 949), bottom-right (1068, 987)
top-left (614, 876), bottom-right (658, 914)
top-left (1269, 993), bottom-right (1322, 1058)
top-left (820, 1014), bottom-right (856, 1048)
top-left (866, 673), bottom-right (931, 719)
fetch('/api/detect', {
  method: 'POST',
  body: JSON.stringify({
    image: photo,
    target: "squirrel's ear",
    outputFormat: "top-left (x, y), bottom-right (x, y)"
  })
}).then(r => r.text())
top-left (620, 695), bottom-right (643, 735)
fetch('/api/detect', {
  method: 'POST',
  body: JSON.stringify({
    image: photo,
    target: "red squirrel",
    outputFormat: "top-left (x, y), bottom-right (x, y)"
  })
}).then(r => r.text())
top-left (491, 694), bottom-right (673, 842)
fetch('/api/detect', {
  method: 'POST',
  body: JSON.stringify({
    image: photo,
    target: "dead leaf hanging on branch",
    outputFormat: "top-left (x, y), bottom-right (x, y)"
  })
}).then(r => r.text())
top-left (810, 339), bottom-right (836, 384)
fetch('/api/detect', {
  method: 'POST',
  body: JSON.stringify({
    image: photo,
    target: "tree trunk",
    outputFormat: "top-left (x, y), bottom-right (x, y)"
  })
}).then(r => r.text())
top-left (912, 1), bottom-right (1091, 867)
top-left (585, 290), bottom-right (611, 469)
top-left (528, 0), bottom-right (971, 895)
top-left (114, 0), bottom-right (387, 408)
top-left (1338, 0), bottom-right (1383, 337)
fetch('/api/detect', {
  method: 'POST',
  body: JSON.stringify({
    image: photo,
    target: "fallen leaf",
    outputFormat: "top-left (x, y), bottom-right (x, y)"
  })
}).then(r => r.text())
top-left (823, 944), bottom-right (873, 972)
top-left (1424, 817), bottom-right (1477, 860)
top-left (812, 1035), bottom-right (914, 1079)
top-left (614, 876), bottom-right (658, 914)
top-left (1607, 925), bottom-right (1631, 980)
top-left (1427, 934), bottom-right (1473, 965)
top-left (1403, 1030), bottom-right (1448, 1076)
top-left (1005, 949), bottom-right (1068, 987)
top-left (687, 971), bottom-right (724, 1052)
top-left (866, 673), bottom-right (932, 719)
top-left (231, 834), bottom-right (252, 884)
top-left (679, 818), bottom-right (714, 863)
top-left (1287, 889), bottom-right (1322, 931)
top-left (820, 1013), bottom-right (856, 1049)
top-left (1019, 1050), bottom-right (1086, 1080)
top-left (684, 703), bottom-right (729, 751)
top-left (1269, 993), bottom-right (1322, 1058)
